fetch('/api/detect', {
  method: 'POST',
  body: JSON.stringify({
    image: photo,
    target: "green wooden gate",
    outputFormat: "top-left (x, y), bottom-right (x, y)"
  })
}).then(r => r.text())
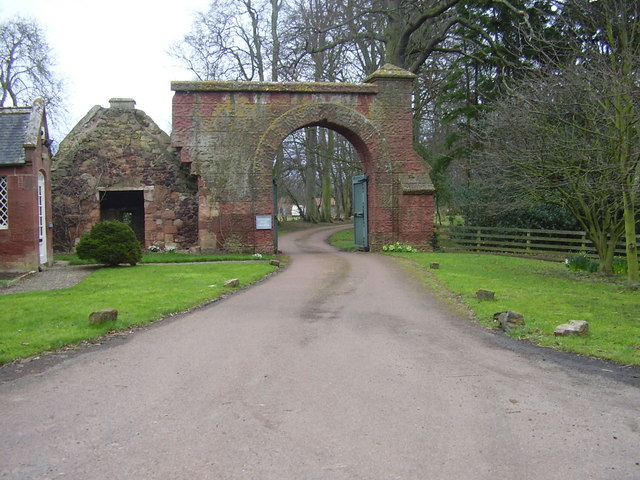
top-left (352, 175), bottom-right (369, 251)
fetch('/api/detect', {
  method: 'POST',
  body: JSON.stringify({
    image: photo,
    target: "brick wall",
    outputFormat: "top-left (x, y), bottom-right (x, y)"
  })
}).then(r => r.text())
top-left (0, 135), bottom-right (53, 271)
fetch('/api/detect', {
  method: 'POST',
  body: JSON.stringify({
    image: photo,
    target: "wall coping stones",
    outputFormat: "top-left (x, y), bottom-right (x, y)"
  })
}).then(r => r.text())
top-left (172, 80), bottom-right (378, 95)
top-left (172, 64), bottom-right (416, 93)
top-left (399, 173), bottom-right (435, 194)
top-left (364, 63), bottom-right (417, 82)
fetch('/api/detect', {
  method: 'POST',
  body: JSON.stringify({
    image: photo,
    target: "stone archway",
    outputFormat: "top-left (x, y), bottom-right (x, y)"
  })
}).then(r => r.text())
top-left (250, 103), bottom-right (393, 251)
top-left (171, 64), bottom-right (435, 253)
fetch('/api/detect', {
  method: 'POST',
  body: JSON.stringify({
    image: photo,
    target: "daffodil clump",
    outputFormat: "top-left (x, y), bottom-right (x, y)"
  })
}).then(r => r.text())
top-left (382, 242), bottom-right (416, 253)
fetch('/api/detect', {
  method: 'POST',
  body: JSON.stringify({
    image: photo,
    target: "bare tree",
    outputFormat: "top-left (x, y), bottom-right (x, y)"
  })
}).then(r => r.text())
top-left (169, 0), bottom-right (288, 81)
top-left (0, 16), bottom-right (66, 129)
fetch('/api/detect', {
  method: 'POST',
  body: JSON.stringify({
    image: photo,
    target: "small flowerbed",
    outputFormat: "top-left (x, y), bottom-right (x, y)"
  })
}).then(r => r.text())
top-left (382, 242), bottom-right (417, 253)
top-left (565, 252), bottom-right (628, 275)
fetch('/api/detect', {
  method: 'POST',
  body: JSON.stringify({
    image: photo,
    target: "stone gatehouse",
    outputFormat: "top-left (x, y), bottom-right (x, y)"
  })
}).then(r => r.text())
top-left (52, 98), bottom-right (198, 251)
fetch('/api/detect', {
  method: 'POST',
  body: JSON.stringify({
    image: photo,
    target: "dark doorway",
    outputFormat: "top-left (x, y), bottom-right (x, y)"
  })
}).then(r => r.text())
top-left (100, 190), bottom-right (145, 243)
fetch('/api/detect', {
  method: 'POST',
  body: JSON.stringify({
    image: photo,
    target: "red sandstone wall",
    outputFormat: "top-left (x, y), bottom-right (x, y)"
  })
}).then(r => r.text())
top-left (0, 141), bottom-right (53, 271)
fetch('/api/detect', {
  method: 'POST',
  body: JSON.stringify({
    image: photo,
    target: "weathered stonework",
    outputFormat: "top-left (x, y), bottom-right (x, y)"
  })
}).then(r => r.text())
top-left (52, 99), bottom-right (198, 251)
top-left (171, 64), bottom-right (435, 253)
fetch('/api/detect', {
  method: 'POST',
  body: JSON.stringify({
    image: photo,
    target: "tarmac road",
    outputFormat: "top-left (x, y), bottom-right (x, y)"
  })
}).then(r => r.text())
top-left (1, 225), bottom-right (639, 479)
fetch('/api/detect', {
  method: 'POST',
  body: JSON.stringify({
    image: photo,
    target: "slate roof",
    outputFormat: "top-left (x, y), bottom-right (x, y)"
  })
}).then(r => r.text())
top-left (0, 100), bottom-right (46, 166)
top-left (0, 108), bottom-right (31, 165)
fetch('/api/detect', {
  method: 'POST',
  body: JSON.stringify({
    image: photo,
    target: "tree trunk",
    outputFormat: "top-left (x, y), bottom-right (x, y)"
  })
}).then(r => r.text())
top-left (270, 0), bottom-right (281, 81)
top-left (622, 189), bottom-right (639, 282)
top-left (304, 128), bottom-right (320, 223)
top-left (244, 0), bottom-right (265, 81)
top-left (319, 130), bottom-right (333, 222)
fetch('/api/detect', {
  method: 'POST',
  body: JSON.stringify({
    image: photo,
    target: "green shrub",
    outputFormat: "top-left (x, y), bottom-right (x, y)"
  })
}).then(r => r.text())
top-left (76, 221), bottom-right (142, 266)
top-left (565, 253), bottom-right (599, 273)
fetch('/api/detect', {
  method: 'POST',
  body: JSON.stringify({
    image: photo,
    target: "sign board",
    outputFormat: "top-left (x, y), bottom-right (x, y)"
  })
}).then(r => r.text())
top-left (255, 215), bottom-right (273, 230)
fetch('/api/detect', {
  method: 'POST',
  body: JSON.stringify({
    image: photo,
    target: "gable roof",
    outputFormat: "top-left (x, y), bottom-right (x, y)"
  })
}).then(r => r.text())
top-left (0, 99), bottom-right (46, 166)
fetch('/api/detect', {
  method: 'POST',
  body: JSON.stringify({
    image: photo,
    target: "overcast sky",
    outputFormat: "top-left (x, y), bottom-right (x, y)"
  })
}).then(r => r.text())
top-left (0, 0), bottom-right (212, 139)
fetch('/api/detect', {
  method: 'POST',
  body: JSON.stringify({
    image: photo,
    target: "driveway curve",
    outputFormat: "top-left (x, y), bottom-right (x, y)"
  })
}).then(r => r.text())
top-left (1, 225), bottom-right (638, 479)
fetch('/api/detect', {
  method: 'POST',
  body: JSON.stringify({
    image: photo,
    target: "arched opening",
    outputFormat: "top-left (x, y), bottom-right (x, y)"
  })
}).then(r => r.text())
top-left (272, 126), bottom-right (365, 250)
top-left (251, 103), bottom-right (393, 253)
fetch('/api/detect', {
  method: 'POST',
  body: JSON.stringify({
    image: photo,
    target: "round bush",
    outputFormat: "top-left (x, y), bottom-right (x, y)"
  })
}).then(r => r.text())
top-left (76, 221), bottom-right (142, 266)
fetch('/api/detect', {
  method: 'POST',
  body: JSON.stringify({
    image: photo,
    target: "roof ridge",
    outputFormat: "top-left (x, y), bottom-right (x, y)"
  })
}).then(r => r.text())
top-left (0, 107), bottom-right (31, 115)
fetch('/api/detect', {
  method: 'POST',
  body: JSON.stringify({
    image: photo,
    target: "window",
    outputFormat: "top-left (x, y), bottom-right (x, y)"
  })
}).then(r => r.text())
top-left (0, 177), bottom-right (7, 228)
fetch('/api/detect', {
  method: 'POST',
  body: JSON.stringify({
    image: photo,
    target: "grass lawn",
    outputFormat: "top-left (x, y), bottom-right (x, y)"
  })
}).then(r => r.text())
top-left (328, 227), bottom-right (357, 251)
top-left (395, 252), bottom-right (640, 366)
top-left (327, 227), bottom-right (639, 365)
top-left (0, 262), bottom-right (277, 365)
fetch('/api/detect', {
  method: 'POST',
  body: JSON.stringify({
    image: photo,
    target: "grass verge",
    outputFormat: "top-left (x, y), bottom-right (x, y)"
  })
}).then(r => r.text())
top-left (0, 262), bottom-right (277, 365)
top-left (389, 252), bottom-right (640, 366)
top-left (55, 252), bottom-right (273, 265)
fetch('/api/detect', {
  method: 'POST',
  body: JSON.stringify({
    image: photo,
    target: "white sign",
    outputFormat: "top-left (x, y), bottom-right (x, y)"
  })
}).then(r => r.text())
top-left (255, 215), bottom-right (273, 230)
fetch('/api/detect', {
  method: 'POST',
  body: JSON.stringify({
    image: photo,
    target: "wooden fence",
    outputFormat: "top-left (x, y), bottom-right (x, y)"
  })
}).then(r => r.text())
top-left (435, 225), bottom-right (640, 258)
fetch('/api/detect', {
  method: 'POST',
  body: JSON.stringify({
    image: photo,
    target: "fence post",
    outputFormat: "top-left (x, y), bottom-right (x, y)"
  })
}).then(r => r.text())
top-left (581, 233), bottom-right (587, 251)
top-left (476, 229), bottom-right (482, 251)
top-left (526, 231), bottom-right (531, 253)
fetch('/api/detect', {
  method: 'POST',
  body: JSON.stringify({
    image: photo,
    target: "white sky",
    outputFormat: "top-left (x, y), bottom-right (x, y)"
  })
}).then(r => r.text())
top-left (0, 0), bottom-right (212, 139)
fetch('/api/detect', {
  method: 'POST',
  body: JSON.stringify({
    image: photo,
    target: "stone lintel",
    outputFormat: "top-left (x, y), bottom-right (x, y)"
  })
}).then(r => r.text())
top-left (96, 186), bottom-right (154, 191)
top-left (171, 80), bottom-right (378, 95)
top-left (364, 64), bottom-right (417, 83)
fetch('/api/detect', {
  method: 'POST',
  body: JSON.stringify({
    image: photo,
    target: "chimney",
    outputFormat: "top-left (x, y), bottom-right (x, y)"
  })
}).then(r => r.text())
top-left (109, 98), bottom-right (136, 110)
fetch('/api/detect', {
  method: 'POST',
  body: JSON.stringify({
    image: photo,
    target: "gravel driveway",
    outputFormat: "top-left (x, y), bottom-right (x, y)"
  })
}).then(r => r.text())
top-left (0, 263), bottom-right (98, 295)
top-left (1, 226), bottom-right (639, 479)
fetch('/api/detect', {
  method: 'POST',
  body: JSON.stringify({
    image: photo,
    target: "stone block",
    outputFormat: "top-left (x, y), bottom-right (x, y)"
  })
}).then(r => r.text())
top-left (476, 289), bottom-right (495, 301)
top-left (493, 311), bottom-right (524, 331)
top-left (429, 262), bottom-right (440, 269)
top-left (89, 308), bottom-right (118, 325)
top-left (270, 259), bottom-right (280, 267)
top-left (554, 320), bottom-right (589, 337)
top-left (224, 278), bottom-right (240, 287)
